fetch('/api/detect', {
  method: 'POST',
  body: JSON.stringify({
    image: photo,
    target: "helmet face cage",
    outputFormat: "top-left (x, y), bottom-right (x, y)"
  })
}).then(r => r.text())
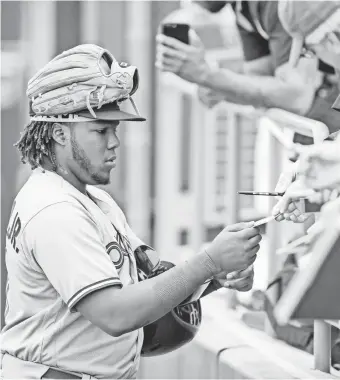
top-left (174, 301), bottom-right (202, 328)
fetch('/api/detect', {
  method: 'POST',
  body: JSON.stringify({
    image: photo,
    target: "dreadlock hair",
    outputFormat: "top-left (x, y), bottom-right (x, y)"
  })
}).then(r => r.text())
top-left (14, 120), bottom-right (58, 170)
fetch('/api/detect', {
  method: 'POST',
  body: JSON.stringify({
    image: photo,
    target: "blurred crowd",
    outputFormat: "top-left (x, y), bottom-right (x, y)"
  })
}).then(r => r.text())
top-left (155, 0), bottom-right (340, 369)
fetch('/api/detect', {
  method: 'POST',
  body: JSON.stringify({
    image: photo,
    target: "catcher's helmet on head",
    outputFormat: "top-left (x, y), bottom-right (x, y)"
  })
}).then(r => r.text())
top-left (133, 250), bottom-right (202, 357)
top-left (27, 44), bottom-right (145, 123)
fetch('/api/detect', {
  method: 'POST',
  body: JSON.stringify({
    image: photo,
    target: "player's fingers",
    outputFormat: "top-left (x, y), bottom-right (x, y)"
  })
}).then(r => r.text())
top-left (238, 282), bottom-right (253, 292)
top-left (225, 270), bottom-right (239, 281)
top-left (225, 268), bottom-right (254, 288)
top-left (247, 245), bottom-right (260, 261)
top-left (226, 265), bottom-right (253, 280)
top-left (226, 268), bottom-right (248, 281)
top-left (224, 275), bottom-right (253, 291)
top-left (238, 226), bottom-right (260, 239)
top-left (245, 234), bottom-right (262, 250)
top-left (214, 271), bottom-right (227, 281)
top-left (226, 270), bottom-right (253, 284)
top-left (247, 253), bottom-right (258, 266)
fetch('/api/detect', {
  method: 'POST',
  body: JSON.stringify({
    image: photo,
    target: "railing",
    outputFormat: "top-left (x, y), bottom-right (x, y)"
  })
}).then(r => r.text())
top-left (153, 70), bottom-right (339, 377)
top-left (258, 109), bottom-right (329, 308)
top-left (258, 109), bottom-right (340, 375)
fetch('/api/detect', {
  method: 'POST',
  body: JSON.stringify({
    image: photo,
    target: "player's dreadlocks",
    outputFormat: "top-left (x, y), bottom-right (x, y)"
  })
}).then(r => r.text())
top-left (14, 120), bottom-right (58, 170)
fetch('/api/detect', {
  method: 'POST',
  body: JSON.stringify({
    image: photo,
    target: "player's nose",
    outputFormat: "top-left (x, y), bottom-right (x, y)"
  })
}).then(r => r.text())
top-left (107, 130), bottom-right (120, 150)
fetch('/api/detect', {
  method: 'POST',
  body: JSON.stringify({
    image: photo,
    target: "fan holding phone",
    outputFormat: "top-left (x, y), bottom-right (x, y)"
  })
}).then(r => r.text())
top-left (160, 22), bottom-right (225, 108)
top-left (162, 23), bottom-right (190, 45)
top-left (156, 1), bottom-right (339, 134)
top-left (156, 22), bottom-right (211, 85)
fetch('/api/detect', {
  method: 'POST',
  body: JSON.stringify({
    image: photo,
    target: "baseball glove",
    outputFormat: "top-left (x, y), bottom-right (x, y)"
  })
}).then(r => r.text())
top-left (27, 44), bottom-right (139, 118)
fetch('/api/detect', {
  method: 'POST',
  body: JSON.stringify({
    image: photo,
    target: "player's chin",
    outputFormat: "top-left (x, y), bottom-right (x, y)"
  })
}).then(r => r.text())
top-left (90, 170), bottom-right (111, 185)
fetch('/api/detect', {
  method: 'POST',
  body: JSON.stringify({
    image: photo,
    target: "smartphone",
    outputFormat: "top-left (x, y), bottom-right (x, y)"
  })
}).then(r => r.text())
top-left (162, 23), bottom-right (189, 44)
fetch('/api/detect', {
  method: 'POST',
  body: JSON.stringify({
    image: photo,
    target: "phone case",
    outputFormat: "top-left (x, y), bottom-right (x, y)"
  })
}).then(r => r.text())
top-left (162, 23), bottom-right (189, 44)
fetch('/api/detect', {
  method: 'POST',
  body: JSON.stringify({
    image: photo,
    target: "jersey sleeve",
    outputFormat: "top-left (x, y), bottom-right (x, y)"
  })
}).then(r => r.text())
top-left (23, 201), bottom-right (122, 311)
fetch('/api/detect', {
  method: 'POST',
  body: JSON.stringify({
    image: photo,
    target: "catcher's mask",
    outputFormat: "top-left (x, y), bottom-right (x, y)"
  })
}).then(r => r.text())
top-left (134, 253), bottom-right (202, 357)
top-left (27, 44), bottom-right (145, 123)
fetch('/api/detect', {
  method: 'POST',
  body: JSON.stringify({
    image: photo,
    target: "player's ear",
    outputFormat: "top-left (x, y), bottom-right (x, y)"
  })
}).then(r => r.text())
top-left (52, 123), bottom-right (69, 146)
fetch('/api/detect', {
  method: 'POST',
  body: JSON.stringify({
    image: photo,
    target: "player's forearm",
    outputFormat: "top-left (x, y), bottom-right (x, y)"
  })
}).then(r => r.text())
top-left (201, 67), bottom-right (310, 114)
top-left (100, 252), bottom-right (216, 336)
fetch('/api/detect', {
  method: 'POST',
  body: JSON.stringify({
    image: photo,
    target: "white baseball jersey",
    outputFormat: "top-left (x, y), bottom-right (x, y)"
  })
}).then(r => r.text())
top-left (1, 168), bottom-right (150, 379)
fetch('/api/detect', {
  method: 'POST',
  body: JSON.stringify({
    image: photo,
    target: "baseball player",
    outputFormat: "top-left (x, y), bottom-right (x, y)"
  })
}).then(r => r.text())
top-left (1, 44), bottom-right (261, 379)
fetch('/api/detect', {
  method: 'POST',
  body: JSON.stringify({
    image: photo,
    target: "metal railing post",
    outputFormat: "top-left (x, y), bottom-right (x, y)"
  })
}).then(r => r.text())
top-left (264, 124), bottom-right (281, 337)
top-left (258, 110), bottom-right (329, 340)
top-left (314, 320), bottom-right (331, 373)
top-left (227, 111), bottom-right (241, 225)
top-left (262, 110), bottom-right (333, 374)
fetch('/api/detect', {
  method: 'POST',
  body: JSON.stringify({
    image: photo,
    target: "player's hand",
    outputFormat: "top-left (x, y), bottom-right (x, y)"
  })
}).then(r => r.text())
top-left (297, 141), bottom-right (340, 190)
top-left (205, 222), bottom-right (262, 274)
top-left (155, 30), bottom-right (210, 85)
top-left (215, 265), bottom-right (254, 292)
top-left (197, 86), bottom-right (225, 108)
top-left (272, 179), bottom-right (313, 223)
